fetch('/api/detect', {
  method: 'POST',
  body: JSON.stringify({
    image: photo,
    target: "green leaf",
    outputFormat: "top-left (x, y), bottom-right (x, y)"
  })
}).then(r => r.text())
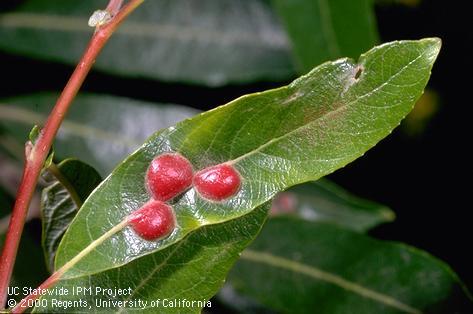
top-left (28, 125), bottom-right (55, 168)
top-left (0, 93), bottom-right (199, 174)
top-left (0, 94), bottom-right (393, 234)
top-left (33, 205), bottom-right (269, 313)
top-left (0, 0), bottom-right (295, 86)
top-left (273, 0), bottom-right (379, 73)
top-left (28, 124), bottom-right (41, 144)
top-left (225, 217), bottom-right (473, 313)
top-left (272, 179), bottom-right (394, 232)
top-left (41, 158), bottom-right (102, 272)
top-left (55, 38), bottom-right (440, 279)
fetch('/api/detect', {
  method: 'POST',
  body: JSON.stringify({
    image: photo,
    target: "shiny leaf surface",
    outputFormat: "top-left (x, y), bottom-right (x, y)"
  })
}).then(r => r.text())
top-left (34, 205), bottom-right (269, 313)
top-left (55, 39), bottom-right (440, 280)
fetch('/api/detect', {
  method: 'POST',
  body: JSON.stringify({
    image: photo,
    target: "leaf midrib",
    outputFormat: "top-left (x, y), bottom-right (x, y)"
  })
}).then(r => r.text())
top-left (241, 249), bottom-right (421, 314)
top-left (57, 43), bottom-right (426, 278)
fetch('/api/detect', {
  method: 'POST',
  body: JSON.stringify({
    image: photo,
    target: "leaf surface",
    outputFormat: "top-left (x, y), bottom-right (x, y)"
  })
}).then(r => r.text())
top-left (0, 0), bottom-right (294, 86)
top-left (0, 94), bottom-right (392, 234)
top-left (272, 179), bottom-right (394, 232)
top-left (54, 39), bottom-right (440, 280)
top-left (273, 0), bottom-right (379, 73)
top-left (225, 217), bottom-right (473, 314)
top-left (41, 159), bottom-right (102, 271)
top-left (0, 93), bottom-right (199, 174)
top-left (34, 205), bottom-right (269, 313)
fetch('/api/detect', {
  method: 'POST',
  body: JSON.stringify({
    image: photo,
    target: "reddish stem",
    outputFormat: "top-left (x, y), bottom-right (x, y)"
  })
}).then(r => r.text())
top-left (0, 0), bottom-right (144, 309)
top-left (11, 272), bottom-right (62, 314)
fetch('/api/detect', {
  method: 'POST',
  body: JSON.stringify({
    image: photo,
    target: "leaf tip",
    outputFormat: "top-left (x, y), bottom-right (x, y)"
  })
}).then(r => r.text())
top-left (421, 37), bottom-right (442, 63)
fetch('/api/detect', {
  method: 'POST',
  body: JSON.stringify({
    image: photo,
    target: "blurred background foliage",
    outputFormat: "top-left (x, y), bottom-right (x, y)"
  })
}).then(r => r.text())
top-left (0, 0), bottom-right (471, 312)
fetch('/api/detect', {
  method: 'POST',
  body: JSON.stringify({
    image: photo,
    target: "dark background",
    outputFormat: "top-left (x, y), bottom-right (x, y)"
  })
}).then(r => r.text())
top-left (1, 0), bottom-right (472, 293)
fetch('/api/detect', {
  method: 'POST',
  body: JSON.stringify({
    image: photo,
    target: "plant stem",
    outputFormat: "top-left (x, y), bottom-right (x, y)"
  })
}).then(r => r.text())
top-left (0, 0), bottom-right (144, 309)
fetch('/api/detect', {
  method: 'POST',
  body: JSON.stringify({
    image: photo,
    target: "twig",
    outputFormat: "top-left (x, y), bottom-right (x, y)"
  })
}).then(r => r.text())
top-left (0, 0), bottom-right (145, 309)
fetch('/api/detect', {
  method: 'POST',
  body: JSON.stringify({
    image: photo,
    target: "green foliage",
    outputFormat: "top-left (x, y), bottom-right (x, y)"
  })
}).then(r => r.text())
top-left (276, 179), bottom-right (394, 232)
top-left (25, 39), bottom-right (445, 312)
top-left (34, 205), bottom-right (269, 313)
top-left (273, 0), bottom-right (379, 73)
top-left (0, 0), bottom-right (295, 86)
top-left (0, 0), bottom-right (466, 311)
top-left (0, 94), bottom-right (198, 174)
top-left (57, 39), bottom-right (439, 277)
top-left (41, 159), bottom-right (102, 271)
top-left (225, 217), bottom-right (472, 314)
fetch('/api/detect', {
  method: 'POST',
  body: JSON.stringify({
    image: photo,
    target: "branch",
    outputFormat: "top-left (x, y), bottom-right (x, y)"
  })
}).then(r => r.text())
top-left (0, 0), bottom-right (145, 309)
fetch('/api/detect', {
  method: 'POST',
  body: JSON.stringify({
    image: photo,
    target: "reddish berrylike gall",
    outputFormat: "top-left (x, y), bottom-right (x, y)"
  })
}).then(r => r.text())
top-left (193, 163), bottom-right (241, 201)
top-left (146, 153), bottom-right (193, 201)
top-left (128, 200), bottom-right (176, 241)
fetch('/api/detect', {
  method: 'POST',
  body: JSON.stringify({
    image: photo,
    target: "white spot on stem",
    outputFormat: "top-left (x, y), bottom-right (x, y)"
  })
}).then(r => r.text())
top-left (88, 10), bottom-right (112, 27)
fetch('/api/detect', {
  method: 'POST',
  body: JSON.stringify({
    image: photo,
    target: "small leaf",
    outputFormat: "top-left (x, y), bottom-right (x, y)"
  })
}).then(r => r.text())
top-left (225, 217), bottom-right (473, 313)
top-left (272, 179), bottom-right (394, 232)
top-left (34, 205), bottom-right (269, 313)
top-left (41, 158), bottom-right (102, 272)
top-left (28, 125), bottom-right (54, 168)
top-left (0, 93), bottom-right (199, 174)
top-left (273, 0), bottom-right (379, 73)
top-left (55, 38), bottom-right (439, 278)
top-left (28, 124), bottom-right (41, 144)
top-left (0, 0), bottom-right (295, 86)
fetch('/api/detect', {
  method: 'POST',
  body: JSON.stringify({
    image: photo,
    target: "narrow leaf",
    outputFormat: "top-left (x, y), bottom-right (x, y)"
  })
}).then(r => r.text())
top-left (226, 217), bottom-right (473, 313)
top-left (0, 94), bottom-right (392, 233)
top-left (54, 39), bottom-right (440, 280)
top-left (0, 0), bottom-right (295, 86)
top-left (41, 158), bottom-right (102, 272)
top-left (0, 93), bottom-right (199, 174)
top-left (272, 179), bottom-right (394, 232)
top-left (273, 0), bottom-right (379, 73)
